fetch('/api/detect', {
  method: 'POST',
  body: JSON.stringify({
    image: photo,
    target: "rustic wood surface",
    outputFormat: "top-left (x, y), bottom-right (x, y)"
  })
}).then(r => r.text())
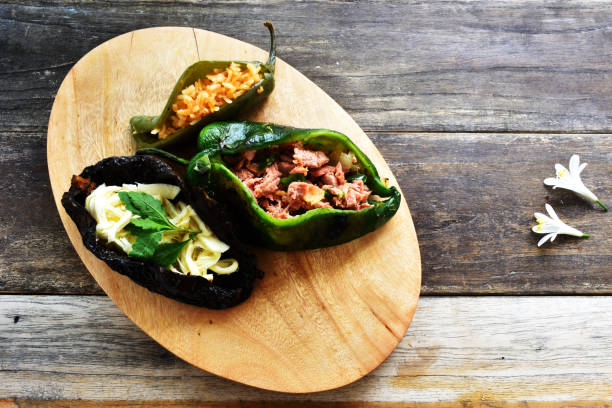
top-left (2, 131), bottom-right (609, 295)
top-left (2, 296), bottom-right (612, 403)
top-left (1, 1), bottom-right (610, 296)
top-left (2, 1), bottom-right (611, 133)
top-left (1, 0), bottom-right (611, 404)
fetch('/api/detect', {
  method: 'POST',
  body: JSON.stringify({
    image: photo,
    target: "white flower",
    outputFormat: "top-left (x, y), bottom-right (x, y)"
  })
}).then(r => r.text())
top-left (532, 204), bottom-right (589, 247)
top-left (544, 154), bottom-right (607, 211)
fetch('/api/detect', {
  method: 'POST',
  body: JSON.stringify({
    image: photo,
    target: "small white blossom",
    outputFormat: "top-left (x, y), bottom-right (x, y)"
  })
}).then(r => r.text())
top-left (532, 204), bottom-right (589, 247)
top-left (544, 154), bottom-right (607, 211)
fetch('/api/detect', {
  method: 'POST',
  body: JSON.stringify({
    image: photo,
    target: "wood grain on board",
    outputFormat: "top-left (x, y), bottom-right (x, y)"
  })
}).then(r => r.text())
top-left (45, 27), bottom-right (420, 392)
top-left (2, 296), bottom-right (612, 403)
top-left (1, 0), bottom-right (611, 133)
top-left (2, 132), bottom-right (609, 295)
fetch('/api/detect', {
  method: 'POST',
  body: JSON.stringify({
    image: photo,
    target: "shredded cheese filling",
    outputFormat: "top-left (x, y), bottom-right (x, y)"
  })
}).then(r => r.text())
top-left (84, 183), bottom-right (238, 280)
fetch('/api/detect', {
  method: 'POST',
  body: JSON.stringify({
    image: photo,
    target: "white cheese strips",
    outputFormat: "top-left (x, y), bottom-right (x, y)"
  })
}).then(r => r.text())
top-left (85, 183), bottom-right (238, 279)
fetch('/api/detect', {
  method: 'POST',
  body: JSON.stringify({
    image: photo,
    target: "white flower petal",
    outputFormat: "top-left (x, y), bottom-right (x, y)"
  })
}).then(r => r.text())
top-left (543, 177), bottom-right (559, 186)
top-left (532, 203), bottom-right (590, 246)
top-left (569, 154), bottom-right (580, 174)
top-left (538, 224), bottom-right (562, 234)
top-left (545, 204), bottom-right (560, 222)
top-left (578, 187), bottom-right (598, 202)
top-left (538, 234), bottom-right (554, 247)
top-left (533, 212), bottom-right (552, 223)
top-left (555, 164), bottom-right (568, 177)
top-left (544, 155), bottom-right (601, 205)
top-left (559, 225), bottom-right (584, 237)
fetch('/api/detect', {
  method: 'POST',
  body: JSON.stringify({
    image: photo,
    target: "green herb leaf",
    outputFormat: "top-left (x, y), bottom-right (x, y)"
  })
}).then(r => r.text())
top-left (118, 191), bottom-right (176, 230)
top-left (125, 224), bottom-right (163, 259)
top-left (119, 192), bottom-right (200, 268)
top-left (129, 217), bottom-right (176, 232)
top-left (150, 239), bottom-right (192, 268)
top-left (280, 173), bottom-right (306, 188)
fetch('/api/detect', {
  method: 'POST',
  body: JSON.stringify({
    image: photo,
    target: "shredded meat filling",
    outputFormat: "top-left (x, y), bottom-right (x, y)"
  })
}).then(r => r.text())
top-left (227, 142), bottom-right (373, 219)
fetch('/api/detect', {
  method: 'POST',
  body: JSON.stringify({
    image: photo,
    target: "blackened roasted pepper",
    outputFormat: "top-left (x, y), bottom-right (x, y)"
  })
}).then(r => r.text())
top-left (130, 22), bottom-right (276, 149)
top-left (185, 121), bottom-right (401, 250)
top-left (61, 155), bottom-right (263, 308)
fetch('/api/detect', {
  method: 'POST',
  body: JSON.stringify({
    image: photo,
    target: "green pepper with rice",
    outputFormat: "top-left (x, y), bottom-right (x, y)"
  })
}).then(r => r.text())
top-left (130, 22), bottom-right (276, 149)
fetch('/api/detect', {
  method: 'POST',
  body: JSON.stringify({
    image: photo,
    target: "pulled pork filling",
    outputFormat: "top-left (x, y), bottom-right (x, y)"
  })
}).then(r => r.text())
top-left (225, 142), bottom-right (372, 219)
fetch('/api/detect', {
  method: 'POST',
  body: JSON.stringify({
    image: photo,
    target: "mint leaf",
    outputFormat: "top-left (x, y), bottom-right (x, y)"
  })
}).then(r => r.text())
top-left (150, 239), bottom-right (191, 268)
top-left (125, 224), bottom-right (162, 259)
top-left (118, 191), bottom-right (175, 230)
top-left (119, 191), bottom-right (200, 269)
top-left (125, 224), bottom-right (190, 268)
top-left (130, 217), bottom-right (176, 232)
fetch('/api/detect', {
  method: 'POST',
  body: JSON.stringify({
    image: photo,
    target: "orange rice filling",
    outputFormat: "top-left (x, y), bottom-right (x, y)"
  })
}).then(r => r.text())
top-left (154, 62), bottom-right (262, 139)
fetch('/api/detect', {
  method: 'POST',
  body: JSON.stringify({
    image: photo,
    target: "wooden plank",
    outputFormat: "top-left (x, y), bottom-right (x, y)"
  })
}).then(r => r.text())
top-left (374, 132), bottom-right (612, 294)
top-left (1, 131), bottom-right (609, 295)
top-left (1, 401), bottom-right (611, 408)
top-left (0, 132), bottom-right (100, 294)
top-left (1, 295), bottom-right (612, 402)
top-left (1, 1), bottom-right (611, 132)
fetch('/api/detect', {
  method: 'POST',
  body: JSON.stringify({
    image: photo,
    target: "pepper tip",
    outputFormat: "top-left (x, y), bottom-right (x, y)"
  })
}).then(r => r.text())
top-left (263, 21), bottom-right (276, 70)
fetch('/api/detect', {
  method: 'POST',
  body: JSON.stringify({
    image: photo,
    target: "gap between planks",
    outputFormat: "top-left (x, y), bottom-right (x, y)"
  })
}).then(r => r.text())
top-left (1, 400), bottom-right (611, 408)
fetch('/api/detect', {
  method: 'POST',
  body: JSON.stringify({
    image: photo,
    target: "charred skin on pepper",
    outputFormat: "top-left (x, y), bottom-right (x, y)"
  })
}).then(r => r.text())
top-left (61, 155), bottom-right (263, 309)
top-left (129, 21), bottom-right (276, 149)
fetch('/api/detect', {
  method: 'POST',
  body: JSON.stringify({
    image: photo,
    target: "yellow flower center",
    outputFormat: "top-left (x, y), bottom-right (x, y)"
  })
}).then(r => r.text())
top-left (558, 169), bottom-right (567, 178)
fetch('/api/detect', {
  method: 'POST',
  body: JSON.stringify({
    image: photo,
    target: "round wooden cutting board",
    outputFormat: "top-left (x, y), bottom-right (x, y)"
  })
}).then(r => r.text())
top-left (47, 26), bottom-right (421, 393)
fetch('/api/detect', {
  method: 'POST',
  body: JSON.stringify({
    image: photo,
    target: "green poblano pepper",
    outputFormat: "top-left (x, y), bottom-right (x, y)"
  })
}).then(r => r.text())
top-left (185, 121), bottom-right (401, 251)
top-left (129, 22), bottom-right (276, 149)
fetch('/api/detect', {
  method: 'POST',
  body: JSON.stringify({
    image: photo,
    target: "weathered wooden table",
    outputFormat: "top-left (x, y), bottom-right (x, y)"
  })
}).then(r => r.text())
top-left (1, 1), bottom-right (611, 406)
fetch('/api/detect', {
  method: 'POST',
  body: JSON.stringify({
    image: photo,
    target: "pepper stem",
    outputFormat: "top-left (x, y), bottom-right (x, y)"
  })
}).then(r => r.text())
top-left (596, 200), bottom-right (608, 211)
top-left (264, 21), bottom-right (276, 72)
top-left (582, 233), bottom-right (590, 238)
top-left (136, 148), bottom-right (189, 166)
